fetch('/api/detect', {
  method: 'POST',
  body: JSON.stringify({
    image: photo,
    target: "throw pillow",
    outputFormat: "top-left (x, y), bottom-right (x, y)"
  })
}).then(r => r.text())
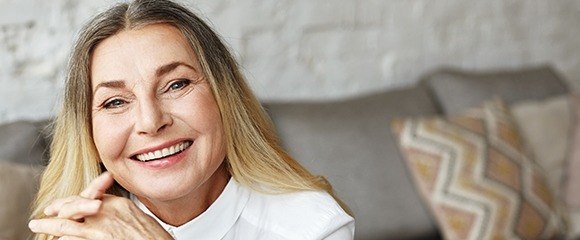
top-left (564, 94), bottom-right (580, 238)
top-left (511, 95), bottom-right (571, 199)
top-left (0, 162), bottom-right (42, 240)
top-left (392, 99), bottom-right (566, 240)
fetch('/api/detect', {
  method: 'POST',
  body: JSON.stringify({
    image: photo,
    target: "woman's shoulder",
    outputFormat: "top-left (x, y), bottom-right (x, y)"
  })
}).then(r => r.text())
top-left (238, 187), bottom-right (354, 239)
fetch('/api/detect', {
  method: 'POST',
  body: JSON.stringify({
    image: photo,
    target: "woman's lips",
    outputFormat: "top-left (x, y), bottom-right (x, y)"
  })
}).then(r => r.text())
top-left (133, 141), bottom-right (192, 161)
top-left (129, 140), bottom-right (193, 169)
top-left (130, 139), bottom-right (193, 162)
top-left (134, 144), bottom-right (190, 169)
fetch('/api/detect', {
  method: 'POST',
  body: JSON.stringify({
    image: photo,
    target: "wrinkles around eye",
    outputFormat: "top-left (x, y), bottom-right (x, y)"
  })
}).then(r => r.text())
top-left (103, 98), bottom-right (128, 109)
top-left (161, 77), bottom-right (203, 99)
top-left (165, 79), bottom-right (191, 93)
top-left (92, 94), bottom-right (133, 113)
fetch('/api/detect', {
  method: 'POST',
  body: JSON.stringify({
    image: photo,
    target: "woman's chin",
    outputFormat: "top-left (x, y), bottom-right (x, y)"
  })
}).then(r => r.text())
top-left (121, 177), bottom-right (197, 202)
top-left (134, 186), bottom-right (190, 202)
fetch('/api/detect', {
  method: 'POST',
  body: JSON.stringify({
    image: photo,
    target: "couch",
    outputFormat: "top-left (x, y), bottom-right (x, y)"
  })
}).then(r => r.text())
top-left (0, 65), bottom-right (570, 240)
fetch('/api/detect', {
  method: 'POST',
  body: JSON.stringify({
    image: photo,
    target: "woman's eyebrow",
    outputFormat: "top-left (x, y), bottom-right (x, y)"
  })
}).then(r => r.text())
top-left (92, 62), bottom-right (196, 95)
top-left (155, 61), bottom-right (197, 78)
top-left (93, 80), bottom-right (126, 95)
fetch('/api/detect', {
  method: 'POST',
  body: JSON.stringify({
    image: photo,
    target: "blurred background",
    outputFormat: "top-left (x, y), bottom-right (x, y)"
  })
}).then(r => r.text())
top-left (0, 0), bottom-right (579, 124)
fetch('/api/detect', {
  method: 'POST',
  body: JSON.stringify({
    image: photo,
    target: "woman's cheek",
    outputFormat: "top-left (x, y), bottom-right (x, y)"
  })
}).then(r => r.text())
top-left (92, 113), bottom-right (133, 162)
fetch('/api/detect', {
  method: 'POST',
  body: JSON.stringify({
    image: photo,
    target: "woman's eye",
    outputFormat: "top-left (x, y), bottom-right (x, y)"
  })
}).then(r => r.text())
top-left (103, 99), bottom-right (127, 109)
top-left (168, 79), bottom-right (191, 91)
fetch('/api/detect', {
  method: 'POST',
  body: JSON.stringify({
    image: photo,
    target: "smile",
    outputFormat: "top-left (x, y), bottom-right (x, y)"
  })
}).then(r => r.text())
top-left (133, 141), bottom-right (192, 162)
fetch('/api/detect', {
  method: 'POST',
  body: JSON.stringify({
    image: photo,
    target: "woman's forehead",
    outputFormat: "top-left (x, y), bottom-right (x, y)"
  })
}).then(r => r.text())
top-left (90, 24), bottom-right (201, 87)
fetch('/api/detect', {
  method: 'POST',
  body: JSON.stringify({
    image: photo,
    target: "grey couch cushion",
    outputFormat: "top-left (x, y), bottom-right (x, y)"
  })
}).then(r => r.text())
top-left (421, 65), bottom-right (569, 114)
top-left (0, 120), bottom-right (50, 166)
top-left (264, 86), bottom-right (441, 240)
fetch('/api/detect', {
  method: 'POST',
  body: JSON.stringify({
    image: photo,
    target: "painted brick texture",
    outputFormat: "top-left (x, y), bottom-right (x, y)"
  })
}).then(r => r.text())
top-left (0, 0), bottom-right (579, 123)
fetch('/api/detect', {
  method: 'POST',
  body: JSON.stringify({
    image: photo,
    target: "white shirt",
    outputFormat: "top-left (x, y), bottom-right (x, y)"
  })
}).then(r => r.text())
top-left (131, 178), bottom-right (355, 240)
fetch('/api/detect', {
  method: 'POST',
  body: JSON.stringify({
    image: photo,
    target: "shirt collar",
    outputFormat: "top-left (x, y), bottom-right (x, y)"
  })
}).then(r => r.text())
top-left (131, 178), bottom-right (250, 239)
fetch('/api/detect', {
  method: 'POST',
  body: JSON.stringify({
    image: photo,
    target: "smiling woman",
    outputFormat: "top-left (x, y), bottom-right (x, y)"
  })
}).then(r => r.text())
top-left (90, 25), bottom-right (229, 216)
top-left (28, 0), bottom-right (354, 239)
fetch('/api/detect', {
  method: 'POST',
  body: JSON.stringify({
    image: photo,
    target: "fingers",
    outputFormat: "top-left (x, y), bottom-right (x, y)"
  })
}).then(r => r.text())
top-left (44, 172), bottom-right (113, 219)
top-left (44, 196), bottom-right (82, 217)
top-left (80, 172), bottom-right (114, 200)
top-left (29, 218), bottom-right (91, 238)
top-left (44, 196), bottom-right (102, 219)
top-left (34, 173), bottom-right (115, 238)
top-left (33, 194), bottom-right (174, 240)
top-left (57, 198), bottom-right (102, 220)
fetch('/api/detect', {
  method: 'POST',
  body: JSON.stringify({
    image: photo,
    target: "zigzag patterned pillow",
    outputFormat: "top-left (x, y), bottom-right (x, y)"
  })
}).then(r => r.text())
top-left (392, 99), bottom-right (566, 240)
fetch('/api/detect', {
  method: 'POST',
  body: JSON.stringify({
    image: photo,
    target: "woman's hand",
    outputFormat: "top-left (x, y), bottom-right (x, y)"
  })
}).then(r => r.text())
top-left (29, 172), bottom-right (174, 240)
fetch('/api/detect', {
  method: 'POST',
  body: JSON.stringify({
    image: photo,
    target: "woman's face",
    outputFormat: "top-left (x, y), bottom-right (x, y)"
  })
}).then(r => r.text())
top-left (90, 24), bottom-right (227, 202)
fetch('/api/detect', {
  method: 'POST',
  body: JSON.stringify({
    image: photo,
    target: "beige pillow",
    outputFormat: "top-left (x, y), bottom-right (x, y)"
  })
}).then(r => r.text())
top-left (564, 95), bottom-right (580, 238)
top-left (0, 162), bottom-right (42, 240)
top-left (511, 95), bottom-right (571, 199)
top-left (392, 99), bottom-right (566, 239)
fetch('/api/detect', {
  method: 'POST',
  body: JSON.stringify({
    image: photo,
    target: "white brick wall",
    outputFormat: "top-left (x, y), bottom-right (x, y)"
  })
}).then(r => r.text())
top-left (1, 0), bottom-right (579, 124)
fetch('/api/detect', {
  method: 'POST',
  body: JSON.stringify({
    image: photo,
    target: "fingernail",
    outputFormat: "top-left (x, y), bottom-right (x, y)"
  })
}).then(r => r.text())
top-left (28, 220), bottom-right (38, 231)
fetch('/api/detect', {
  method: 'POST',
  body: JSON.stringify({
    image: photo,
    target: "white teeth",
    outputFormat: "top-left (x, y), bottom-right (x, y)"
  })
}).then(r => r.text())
top-left (153, 150), bottom-right (162, 159)
top-left (135, 141), bottom-right (191, 161)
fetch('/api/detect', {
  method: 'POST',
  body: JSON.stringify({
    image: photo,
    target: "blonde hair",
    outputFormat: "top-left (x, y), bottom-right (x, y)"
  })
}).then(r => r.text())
top-left (32, 1), bottom-right (351, 239)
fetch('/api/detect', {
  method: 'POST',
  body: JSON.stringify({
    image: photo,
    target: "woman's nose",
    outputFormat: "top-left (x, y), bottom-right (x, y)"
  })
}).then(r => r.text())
top-left (135, 99), bottom-right (173, 135)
